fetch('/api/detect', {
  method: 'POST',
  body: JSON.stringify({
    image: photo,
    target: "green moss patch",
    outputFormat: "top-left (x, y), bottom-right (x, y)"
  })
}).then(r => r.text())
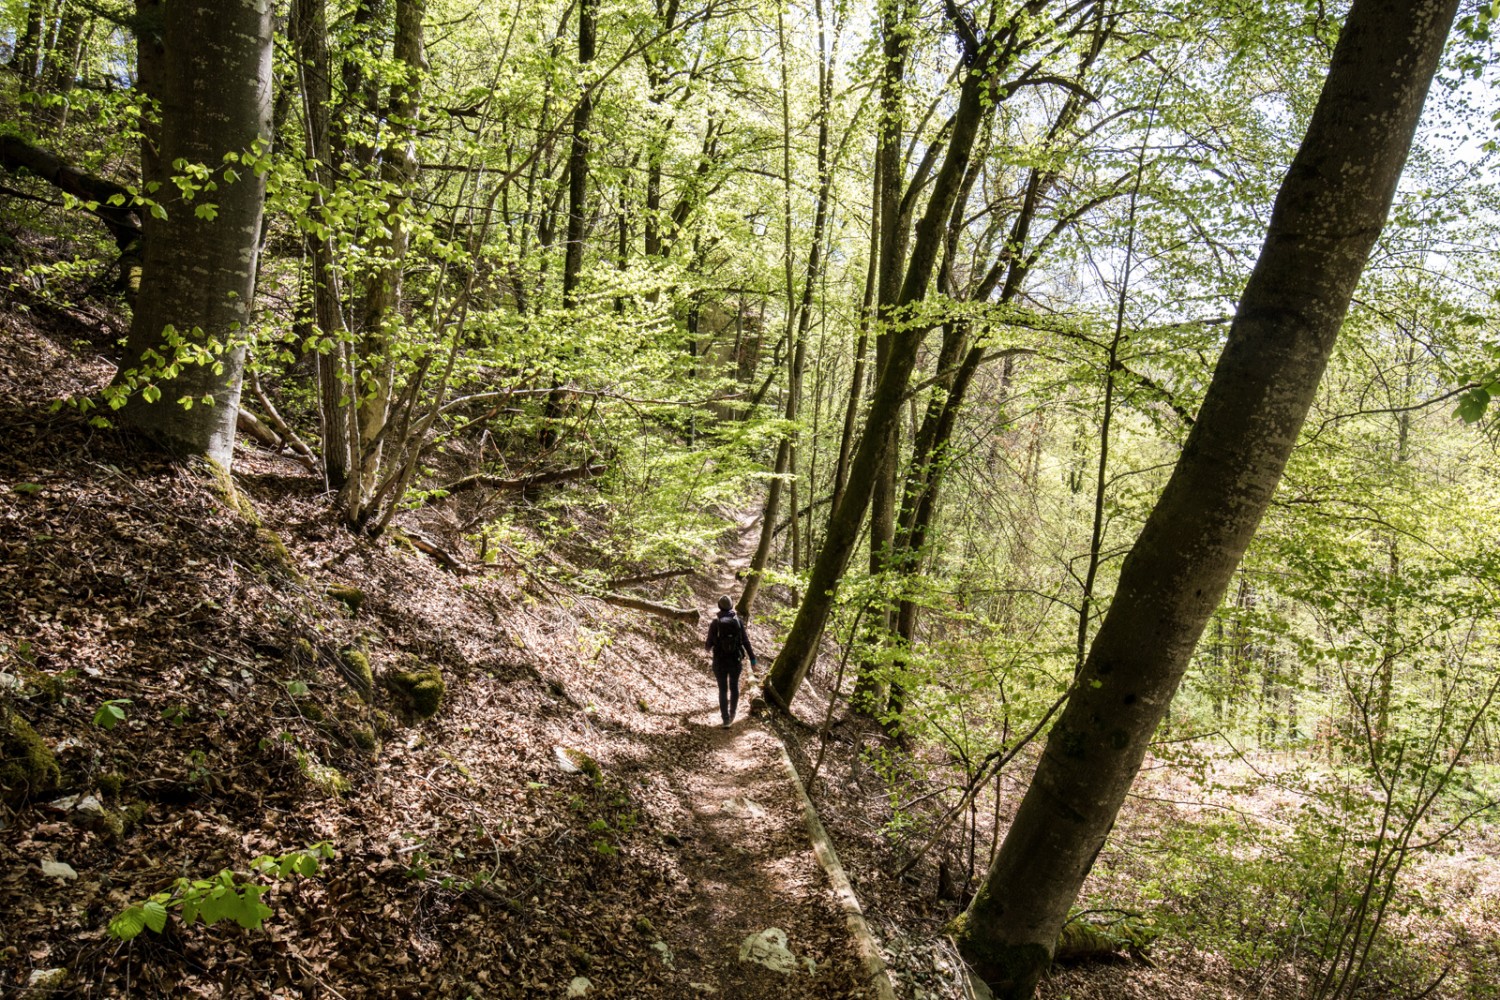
top-left (326, 584), bottom-right (366, 615)
top-left (0, 706), bottom-right (62, 803)
top-left (385, 664), bottom-right (446, 720)
top-left (338, 648), bottom-right (375, 702)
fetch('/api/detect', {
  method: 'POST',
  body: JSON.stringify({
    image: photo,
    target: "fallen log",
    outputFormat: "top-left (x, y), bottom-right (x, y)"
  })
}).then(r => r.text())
top-left (236, 408), bottom-right (318, 471)
top-left (595, 591), bottom-right (698, 623)
top-left (390, 527), bottom-right (465, 573)
top-left (605, 567), bottom-right (693, 589)
top-left (438, 463), bottom-right (606, 496)
top-left (0, 135), bottom-right (141, 251)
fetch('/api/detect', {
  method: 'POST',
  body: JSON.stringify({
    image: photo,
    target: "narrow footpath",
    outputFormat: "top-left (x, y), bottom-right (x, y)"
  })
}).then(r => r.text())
top-left (595, 522), bottom-right (882, 999)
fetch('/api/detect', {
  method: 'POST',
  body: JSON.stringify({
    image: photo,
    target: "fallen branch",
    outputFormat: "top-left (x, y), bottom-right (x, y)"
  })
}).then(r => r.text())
top-left (236, 408), bottom-right (318, 472)
top-left (594, 591), bottom-right (698, 622)
top-left (390, 527), bottom-right (466, 573)
top-left (249, 370), bottom-right (320, 471)
top-left (775, 740), bottom-right (898, 1000)
top-left (0, 135), bottom-right (140, 252)
top-left (605, 567), bottom-right (693, 589)
top-left (438, 463), bottom-right (606, 495)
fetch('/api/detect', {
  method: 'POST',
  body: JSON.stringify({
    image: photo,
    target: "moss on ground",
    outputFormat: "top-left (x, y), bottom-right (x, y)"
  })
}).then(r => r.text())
top-left (338, 648), bottom-right (375, 702)
top-left (0, 705), bottom-right (61, 802)
top-left (256, 528), bottom-right (306, 584)
top-left (385, 664), bottom-right (445, 720)
top-left (326, 584), bottom-right (366, 615)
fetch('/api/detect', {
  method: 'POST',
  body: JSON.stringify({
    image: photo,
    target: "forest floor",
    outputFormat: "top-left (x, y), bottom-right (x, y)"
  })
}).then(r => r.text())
top-left (0, 300), bottom-right (883, 999)
top-left (3, 294), bottom-right (1498, 1000)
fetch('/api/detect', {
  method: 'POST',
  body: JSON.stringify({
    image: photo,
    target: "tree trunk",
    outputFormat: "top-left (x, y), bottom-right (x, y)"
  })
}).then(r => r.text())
top-left (346, 0), bottom-right (424, 519)
top-left (955, 0), bottom-right (1459, 992)
top-left (766, 20), bottom-right (1008, 709)
top-left (111, 0), bottom-right (273, 469)
top-left (832, 162), bottom-right (880, 513)
top-left (40, 1), bottom-right (87, 123)
top-left (563, 0), bottom-right (595, 310)
top-left (850, 0), bottom-right (914, 713)
top-left (740, 3), bottom-right (830, 618)
top-left (541, 0), bottom-right (596, 446)
top-left (291, 0), bottom-right (354, 492)
top-left (14, 0), bottom-right (49, 81)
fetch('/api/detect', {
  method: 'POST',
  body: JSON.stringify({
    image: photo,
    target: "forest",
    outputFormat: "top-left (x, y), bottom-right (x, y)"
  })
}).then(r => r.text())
top-left (1, 0), bottom-right (1499, 996)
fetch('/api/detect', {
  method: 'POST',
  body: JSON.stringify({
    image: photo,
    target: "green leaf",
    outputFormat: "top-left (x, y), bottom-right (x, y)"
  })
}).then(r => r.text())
top-left (194, 203), bottom-right (219, 221)
top-left (12, 483), bottom-right (43, 495)
top-left (1455, 388), bottom-right (1490, 424)
top-left (141, 384), bottom-right (161, 404)
top-left (109, 906), bottom-right (147, 940)
top-left (93, 699), bottom-right (131, 729)
top-left (142, 899), bottom-right (169, 933)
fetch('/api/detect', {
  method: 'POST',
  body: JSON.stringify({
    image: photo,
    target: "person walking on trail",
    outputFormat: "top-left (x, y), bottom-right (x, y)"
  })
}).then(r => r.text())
top-left (706, 595), bottom-right (756, 727)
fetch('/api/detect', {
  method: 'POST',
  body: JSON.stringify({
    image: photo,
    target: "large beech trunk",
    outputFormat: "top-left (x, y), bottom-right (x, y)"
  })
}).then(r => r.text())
top-left (955, 0), bottom-right (1459, 993)
top-left (112, 0), bottom-right (273, 469)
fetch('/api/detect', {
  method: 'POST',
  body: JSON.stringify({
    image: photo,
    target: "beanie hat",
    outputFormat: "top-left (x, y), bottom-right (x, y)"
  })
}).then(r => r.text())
top-left (718, 595), bottom-right (734, 613)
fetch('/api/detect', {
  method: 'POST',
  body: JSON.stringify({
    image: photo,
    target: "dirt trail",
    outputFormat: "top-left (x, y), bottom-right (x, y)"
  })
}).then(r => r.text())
top-left (602, 523), bottom-right (876, 999)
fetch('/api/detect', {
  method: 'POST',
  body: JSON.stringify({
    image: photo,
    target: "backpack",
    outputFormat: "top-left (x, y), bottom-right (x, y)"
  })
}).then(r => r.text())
top-left (714, 613), bottom-right (742, 660)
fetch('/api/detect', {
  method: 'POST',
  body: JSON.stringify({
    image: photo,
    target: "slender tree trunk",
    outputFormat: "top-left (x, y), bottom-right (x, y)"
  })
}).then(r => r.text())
top-left (345, 0), bottom-right (424, 519)
top-left (832, 162), bottom-right (880, 512)
top-left (563, 0), bottom-right (595, 309)
top-left (541, 0), bottom-right (596, 447)
top-left (292, 0), bottom-right (354, 492)
top-left (767, 22), bottom-right (1008, 709)
top-left (955, 0), bottom-right (1459, 992)
top-left (14, 0), bottom-right (49, 81)
top-left (111, 0), bottom-right (273, 469)
top-left (39, 1), bottom-right (86, 123)
top-left (741, 1), bottom-right (831, 618)
top-left (850, 0), bottom-right (914, 712)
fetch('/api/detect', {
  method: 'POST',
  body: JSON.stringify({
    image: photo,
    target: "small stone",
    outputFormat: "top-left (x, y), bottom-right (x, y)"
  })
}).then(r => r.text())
top-left (41, 860), bottom-right (77, 881)
top-left (566, 976), bottom-right (591, 997)
top-left (739, 927), bottom-right (799, 975)
top-left (27, 968), bottom-right (68, 991)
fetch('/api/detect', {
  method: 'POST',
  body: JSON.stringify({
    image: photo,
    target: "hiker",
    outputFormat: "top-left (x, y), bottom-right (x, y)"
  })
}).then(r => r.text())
top-left (705, 595), bottom-right (756, 727)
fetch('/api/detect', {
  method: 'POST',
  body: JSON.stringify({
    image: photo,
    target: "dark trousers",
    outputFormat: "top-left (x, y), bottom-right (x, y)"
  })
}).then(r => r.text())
top-left (713, 659), bottom-right (742, 723)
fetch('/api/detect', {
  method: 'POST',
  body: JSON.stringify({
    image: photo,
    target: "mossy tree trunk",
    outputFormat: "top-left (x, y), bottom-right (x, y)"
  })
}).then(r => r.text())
top-left (955, 0), bottom-right (1460, 993)
top-left (111, 0), bottom-right (273, 469)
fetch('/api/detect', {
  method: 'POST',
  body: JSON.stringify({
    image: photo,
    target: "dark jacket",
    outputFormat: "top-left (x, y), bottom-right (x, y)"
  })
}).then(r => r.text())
top-left (706, 611), bottom-right (755, 668)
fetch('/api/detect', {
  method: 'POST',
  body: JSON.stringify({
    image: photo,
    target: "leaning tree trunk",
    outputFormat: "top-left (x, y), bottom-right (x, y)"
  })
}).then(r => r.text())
top-left (955, 0), bottom-right (1459, 993)
top-left (766, 18), bottom-right (1006, 709)
top-left (111, 0), bottom-right (273, 469)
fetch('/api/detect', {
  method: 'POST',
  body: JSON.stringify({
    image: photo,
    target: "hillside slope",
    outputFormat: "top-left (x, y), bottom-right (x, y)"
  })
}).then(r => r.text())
top-left (0, 307), bottom-right (877, 999)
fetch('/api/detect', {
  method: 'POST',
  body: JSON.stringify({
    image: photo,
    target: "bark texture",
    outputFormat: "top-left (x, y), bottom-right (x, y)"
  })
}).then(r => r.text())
top-left (955, 0), bottom-right (1459, 993)
top-left (113, 0), bottom-right (273, 468)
